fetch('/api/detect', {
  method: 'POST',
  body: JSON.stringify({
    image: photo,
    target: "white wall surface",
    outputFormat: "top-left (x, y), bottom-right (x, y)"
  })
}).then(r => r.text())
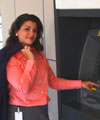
top-left (44, 0), bottom-right (56, 60)
top-left (56, 0), bottom-right (100, 9)
top-left (1, 0), bottom-right (15, 45)
top-left (15, 0), bottom-right (43, 21)
top-left (48, 60), bottom-right (58, 120)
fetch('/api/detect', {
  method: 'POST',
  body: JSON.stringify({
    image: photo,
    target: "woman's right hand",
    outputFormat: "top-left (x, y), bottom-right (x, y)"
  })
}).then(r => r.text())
top-left (21, 46), bottom-right (34, 60)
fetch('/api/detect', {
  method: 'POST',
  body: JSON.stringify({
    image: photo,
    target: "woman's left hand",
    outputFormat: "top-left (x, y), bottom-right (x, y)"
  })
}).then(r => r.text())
top-left (82, 81), bottom-right (100, 91)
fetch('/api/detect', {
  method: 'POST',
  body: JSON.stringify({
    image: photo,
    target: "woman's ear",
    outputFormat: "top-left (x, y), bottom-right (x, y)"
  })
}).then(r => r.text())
top-left (16, 33), bottom-right (18, 36)
top-left (15, 31), bottom-right (18, 36)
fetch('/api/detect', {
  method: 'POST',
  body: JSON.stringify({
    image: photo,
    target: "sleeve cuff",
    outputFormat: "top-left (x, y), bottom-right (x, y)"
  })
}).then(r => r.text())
top-left (74, 80), bottom-right (82, 89)
top-left (25, 60), bottom-right (36, 71)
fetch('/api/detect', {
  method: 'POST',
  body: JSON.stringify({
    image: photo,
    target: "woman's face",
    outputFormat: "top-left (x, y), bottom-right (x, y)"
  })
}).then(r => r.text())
top-left (16, 20), bottom-right (37, 46)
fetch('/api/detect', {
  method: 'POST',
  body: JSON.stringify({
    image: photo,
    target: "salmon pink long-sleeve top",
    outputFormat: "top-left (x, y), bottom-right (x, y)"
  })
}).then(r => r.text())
top-left (6, 48), bottom-right (82, 107)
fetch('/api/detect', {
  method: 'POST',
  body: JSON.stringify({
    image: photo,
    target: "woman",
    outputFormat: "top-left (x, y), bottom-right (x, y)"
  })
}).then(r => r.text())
top-left (1, 13), bottom-right (98, 120)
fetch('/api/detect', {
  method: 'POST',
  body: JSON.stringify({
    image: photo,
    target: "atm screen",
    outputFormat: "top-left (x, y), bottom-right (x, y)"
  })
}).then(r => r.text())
top-left (78, 29), bottom-right (100, 110)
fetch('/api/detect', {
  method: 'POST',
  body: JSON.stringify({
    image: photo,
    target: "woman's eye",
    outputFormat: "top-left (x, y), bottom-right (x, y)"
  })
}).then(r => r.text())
top-left (24, 27), bottom-right (30, 31)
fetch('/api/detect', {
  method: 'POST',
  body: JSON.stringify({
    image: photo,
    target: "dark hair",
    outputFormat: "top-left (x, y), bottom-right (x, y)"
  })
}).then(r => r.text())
top-left (5, 13), bottom-right (43, 51)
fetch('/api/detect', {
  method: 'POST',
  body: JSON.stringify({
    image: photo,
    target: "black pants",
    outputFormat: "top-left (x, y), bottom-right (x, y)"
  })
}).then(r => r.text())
top-left (8, 104), bottom-right (50, 120)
